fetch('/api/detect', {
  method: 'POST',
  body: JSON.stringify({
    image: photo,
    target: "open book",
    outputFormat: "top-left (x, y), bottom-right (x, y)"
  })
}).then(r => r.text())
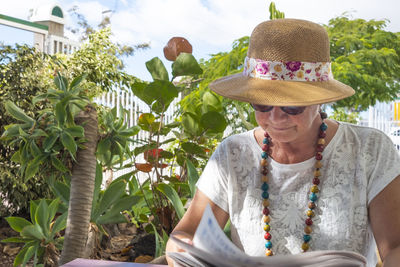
top-left (167, 205), bottom-right (367, 267)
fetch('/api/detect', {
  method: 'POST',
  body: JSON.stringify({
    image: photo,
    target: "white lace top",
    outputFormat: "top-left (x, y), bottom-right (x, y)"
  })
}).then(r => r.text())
top-left (197, 122), bottom-right (400, 267)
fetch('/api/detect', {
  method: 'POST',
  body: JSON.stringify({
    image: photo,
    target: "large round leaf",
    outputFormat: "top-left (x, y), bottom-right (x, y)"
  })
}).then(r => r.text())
top-left (182, 112), bottom-right (200, 136)
top-left (172, 53), bottom-right (203, 78)
top-left (200, 111), bottom-right (227, 133)
top-left (146, 57), bottom-right (169, 81)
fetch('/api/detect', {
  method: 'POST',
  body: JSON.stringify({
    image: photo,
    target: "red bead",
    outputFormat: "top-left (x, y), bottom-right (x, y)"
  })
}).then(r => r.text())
top-left (315, 153), bottom-right (323, 160)
top-left (262, 144), bottom-right (269, 151)
top-left (263, 207), bottom-right (270, 216)
top-left (264, 132), bottom-right (270, 138)
top-left (264, 232), bottom-right (272, 240)
top-left (305, 218), bottom-right (313, 226)
top-left (318, 131), bottom-right (326, 138)
top-left (313, 178), bottom-right (320, 185)
top-left (261, 168), bottom-right (268, 175)
top-left (316, 145), bottom-right (324, 152)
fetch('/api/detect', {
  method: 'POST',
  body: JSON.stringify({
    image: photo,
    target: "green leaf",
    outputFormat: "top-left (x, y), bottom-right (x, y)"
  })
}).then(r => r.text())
top-left (25, 158), bottom-right (41, 182)
top-left (50, 155), bottom-right (69, 172)
top-left (96, 195), bottom-right (141, 225)
top-left (30, 202), bottom-right (38, 224)
top-left (55, 102), bottom-right (66, 125)
top-left (21, 224), bottom-right (45, 240)
top-left (14, 244), bottom-right (29, 267)
top-left (5, 217), bottom-right (32, 233)
top-left (43, 134), bottom-right (59, 152)
top-left (172, 53), bottom-right (203, 78)
top-left (92, 180), bottom-right (126, 222)
top-left (118, 126), bottom-right (141, 137)
top-left (1, 237), bottom-right (33, 243)
top-left (69, 73), bottom-right (87, 90)
top-left (92, 163), bottom-right (103, 211)
top-left (186, 159), bottom-right (200, 198)
top-left (130, 81), bottom-right (153, 105)
top-left (202, 91), bottom-right (221, 112)
top-left (32, 94), bottom-right (49, 105)
top-left (50, 212), bottom-right (67, 239)
top-left (200, 111), bottom-right (227, 133)
top-left (65, 126), bottom-right (84, 138)
top-left (4, 101), bottom-right (35, 123)
top-left (22, 242), bottom-right (38, 266)
top-left (145, 57), bottom-right (169, 81)
top-left (47, 199), bottom-right (60, 226)
top-left (54, 74), bottom-right (68, 91)
top-left (51, 181), bottom-right (70, 205)
top-left (182, 112), bottom-right (200, 136)
top-left (35, 200), bottom-right (49, 236)
top-left (60, 131), bottom-right (77, 155)
top-left (138, 113), bottom-right (156, 131)
top-left (156, 183), bottom-right (185, 219)
top-left (181, 142), bottom-right (206, 156)
top-left (11, 151), bottom-right (21, 163)
top-left (145, 80), bottom-right (179, 113)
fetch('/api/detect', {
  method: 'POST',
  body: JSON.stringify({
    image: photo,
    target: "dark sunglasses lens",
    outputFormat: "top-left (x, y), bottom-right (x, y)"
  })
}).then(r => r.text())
top-left (281, 106), bottom-right (306, 115)
top-left (251, 104), bottom-right (274, 112)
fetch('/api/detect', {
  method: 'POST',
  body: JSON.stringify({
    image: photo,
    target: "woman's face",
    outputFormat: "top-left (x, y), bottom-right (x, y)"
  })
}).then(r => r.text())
top-left (254, 105), bottom-right (320, 144)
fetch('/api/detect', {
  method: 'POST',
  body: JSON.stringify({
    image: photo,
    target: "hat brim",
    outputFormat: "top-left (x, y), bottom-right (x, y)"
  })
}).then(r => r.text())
top-left (209, 72), bottom-right (355, 106)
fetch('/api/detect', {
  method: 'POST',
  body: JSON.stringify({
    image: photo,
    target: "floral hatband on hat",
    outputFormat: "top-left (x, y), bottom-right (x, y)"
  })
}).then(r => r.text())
top-left (209, 19), bottom-right (355, 106)
top-left (244, 57), bottom-right (333, 82)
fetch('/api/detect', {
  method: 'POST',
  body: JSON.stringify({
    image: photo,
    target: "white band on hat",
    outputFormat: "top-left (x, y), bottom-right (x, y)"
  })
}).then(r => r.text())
top-left (243, 57), bottom-right (334, 82)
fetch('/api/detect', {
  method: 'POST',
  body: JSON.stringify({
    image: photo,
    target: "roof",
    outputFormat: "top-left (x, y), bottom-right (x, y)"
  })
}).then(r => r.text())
top-left (30, 2), bottom-right (65, 24)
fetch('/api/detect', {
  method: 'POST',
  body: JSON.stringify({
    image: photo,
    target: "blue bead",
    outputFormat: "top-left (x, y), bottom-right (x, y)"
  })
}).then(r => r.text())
top-left (262, 191), bottom-right (269, 199)
top-left (261, 182), bottom-right (269, 191)
top-left (303, 234), bottom-right (311, 243)
top-left (309, 193), bottom-right (317, 202)
top-left (320, 123), bottom-right (328, 131)
top-left (261, 152), bottom-right (268, 159)
top-left (263, 138), bottom-right (270, 144)
top-left (265, 241), bottom-right (272, 249)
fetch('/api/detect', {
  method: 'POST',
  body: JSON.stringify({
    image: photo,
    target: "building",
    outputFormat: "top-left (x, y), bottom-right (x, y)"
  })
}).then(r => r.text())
top-left (0, 3), bottom-right (79, 55)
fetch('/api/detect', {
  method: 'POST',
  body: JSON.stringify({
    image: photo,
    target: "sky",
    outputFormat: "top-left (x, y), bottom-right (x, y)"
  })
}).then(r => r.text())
top-left (1, 0), bottom-right (400, 82)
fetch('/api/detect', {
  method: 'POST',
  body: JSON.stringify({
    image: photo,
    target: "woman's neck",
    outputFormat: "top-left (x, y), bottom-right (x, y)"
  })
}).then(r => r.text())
top-left (254, 119), bottom-right (338, 164)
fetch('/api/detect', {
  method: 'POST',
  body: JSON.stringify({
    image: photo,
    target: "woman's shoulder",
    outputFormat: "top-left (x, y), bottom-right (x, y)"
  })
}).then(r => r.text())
top-left (337, 122), bottom-right (394, 149)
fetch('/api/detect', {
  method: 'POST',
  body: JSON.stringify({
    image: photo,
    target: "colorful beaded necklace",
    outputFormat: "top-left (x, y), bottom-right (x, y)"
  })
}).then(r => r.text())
top-left (260, 118), bottom-right (328, 256)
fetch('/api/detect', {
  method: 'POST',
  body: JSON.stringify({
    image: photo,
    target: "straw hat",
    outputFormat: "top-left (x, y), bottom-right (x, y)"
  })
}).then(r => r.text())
top-left (209, 19), bottom-right (355, 106)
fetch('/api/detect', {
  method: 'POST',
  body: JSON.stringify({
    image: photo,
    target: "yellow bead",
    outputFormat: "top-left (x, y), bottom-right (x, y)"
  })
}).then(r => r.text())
top-left (262, 175), bottom-right (269, 182)
top-left (318, 138), bottom-right (325, 145)
top-left (304, 226), bottom-right (312, 234)
top-left (315, 161), bottom-right (322, 169)
top-left (302, 242), bottom-right (310, 251)
top-left (263, 224), bottom-right (270, 232)
top-left (265, 249), bottom-right (273, 256)
top-left (306, 210), bottom-right (315, 217)
top-left (261, 159), bottom-right (268, 166)
top-left (263, 215), bottom-right (270, 223)
top-left (311, 185), bottom-right (319, 193)
top-left (314, 170), bottom-right (321, 177)
top-left (263, 199), bottom-right (270, 207)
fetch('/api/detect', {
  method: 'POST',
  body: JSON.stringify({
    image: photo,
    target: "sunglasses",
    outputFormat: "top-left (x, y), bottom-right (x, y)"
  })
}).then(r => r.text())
top-left (251, 104), bottom-right (306, 115)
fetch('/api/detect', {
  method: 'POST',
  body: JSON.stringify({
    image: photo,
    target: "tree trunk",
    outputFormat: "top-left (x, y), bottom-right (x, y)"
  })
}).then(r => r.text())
top-left (59, 106), bottom-right (98, 265)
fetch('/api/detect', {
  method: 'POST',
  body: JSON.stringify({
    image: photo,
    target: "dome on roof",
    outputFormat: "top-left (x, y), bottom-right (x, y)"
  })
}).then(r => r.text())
top-left (30, 2), bottom-right (65, 24)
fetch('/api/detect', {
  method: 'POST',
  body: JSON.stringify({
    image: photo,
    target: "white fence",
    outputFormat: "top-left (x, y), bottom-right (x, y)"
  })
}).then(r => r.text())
top-left (94, 87), bottom-right (181, 183)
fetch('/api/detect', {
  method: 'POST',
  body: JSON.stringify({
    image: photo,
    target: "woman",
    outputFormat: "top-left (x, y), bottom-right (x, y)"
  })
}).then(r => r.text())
top-left (166, 19), bottom-right (400, 267)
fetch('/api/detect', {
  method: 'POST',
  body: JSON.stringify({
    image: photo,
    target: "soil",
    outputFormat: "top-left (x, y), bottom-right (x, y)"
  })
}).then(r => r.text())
top-left (0, 218), bottom-right (165, 267)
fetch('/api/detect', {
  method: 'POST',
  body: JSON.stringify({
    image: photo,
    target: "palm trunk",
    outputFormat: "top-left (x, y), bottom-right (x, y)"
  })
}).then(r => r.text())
top-left (59, 106), bottom-right (98, 265)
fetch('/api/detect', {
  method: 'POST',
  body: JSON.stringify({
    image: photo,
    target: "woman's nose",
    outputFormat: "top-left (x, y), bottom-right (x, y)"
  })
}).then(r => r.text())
top-left (269, 107), bottom-right (287, 121)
